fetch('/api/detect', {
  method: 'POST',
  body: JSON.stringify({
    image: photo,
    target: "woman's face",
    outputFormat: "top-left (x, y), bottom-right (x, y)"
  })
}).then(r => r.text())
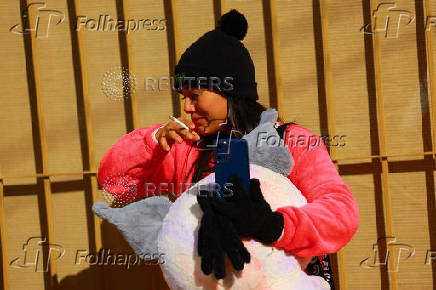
top-left (181, 86), bottom-right (229, 136)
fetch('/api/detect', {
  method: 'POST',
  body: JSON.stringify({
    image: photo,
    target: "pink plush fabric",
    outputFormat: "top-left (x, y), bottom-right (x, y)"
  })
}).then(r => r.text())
top-left (97, 123), bottom-right (359, 258)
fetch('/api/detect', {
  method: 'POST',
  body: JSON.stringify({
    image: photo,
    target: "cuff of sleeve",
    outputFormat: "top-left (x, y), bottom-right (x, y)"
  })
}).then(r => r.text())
top-left (144, 124), bottom-right (166, 153)
top-left (272, 207), bottom-right (296, 249)
top-left (151, 125), bottom-right (165, 144)
top-left (277, 228), bottom-right (284, 240)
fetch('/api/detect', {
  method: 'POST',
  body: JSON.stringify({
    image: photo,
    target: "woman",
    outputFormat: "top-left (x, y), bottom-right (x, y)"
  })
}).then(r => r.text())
top-left (97, 9), bottom-right (358, 285)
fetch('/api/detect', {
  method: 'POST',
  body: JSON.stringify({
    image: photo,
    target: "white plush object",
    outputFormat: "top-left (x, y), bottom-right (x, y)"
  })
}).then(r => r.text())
top-left (158, 163), bottom-right (330, 290)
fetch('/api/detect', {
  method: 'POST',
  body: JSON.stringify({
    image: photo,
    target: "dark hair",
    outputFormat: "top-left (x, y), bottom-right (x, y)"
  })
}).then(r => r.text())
top-left (181, 95), bottom-right (284, 189)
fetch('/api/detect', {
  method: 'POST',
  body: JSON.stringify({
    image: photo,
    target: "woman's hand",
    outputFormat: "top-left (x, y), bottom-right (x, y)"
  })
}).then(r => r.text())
top-left (197, 192), bottom-right (251, 279)
top-left (209, 174), bottom-right (285, 244)
top-left (156, 117), bottom-right (200, 151)
top-left (295, 255), bottom-right (313, 271)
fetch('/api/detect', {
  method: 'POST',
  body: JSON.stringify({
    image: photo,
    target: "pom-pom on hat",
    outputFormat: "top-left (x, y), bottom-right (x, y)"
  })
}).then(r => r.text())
top-left (174, 9), bottom-right (259, 101)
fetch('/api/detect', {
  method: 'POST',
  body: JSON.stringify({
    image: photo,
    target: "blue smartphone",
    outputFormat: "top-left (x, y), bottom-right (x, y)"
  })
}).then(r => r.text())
top-left (214, 138), bottom-right (250, 200)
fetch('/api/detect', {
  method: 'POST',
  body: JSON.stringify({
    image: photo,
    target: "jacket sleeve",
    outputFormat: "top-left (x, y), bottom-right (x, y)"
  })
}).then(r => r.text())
top-left (272, 125), bottom-right (359, 257)
top-left (97, 124), bottom-right (177, 201)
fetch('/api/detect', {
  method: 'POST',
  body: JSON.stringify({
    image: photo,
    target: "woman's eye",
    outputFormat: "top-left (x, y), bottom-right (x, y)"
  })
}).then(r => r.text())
top-left (180, 93), bottom-right (198, 101)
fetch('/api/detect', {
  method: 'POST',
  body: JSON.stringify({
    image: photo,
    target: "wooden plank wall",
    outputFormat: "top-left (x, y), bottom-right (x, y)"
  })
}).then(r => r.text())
top-left (0, 0), bottom-right (434, 289)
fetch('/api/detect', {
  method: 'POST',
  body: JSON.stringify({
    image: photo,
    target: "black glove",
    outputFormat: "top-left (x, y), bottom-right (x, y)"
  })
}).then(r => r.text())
top-left (197, 192), bottom-right (251, 279)
top-left (210, 174), bottom-right (284, 244)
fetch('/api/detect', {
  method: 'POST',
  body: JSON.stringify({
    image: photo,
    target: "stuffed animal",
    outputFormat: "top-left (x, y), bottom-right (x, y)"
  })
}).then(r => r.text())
top-left (93, 109), bottom-right (330, 289)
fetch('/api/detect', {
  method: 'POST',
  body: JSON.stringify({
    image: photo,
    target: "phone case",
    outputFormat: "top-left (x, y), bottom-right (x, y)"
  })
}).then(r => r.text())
top-left (214, 138), bottom-right (250, 199)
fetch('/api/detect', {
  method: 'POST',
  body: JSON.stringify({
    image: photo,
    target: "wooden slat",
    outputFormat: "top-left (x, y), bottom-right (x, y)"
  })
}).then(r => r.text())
top-left (425, 1), bottom-right (436, 156)
top-left (70, 0), bottom-right (102, 255)
top-left (0, 161), bottom-right (9, 290)
top-left (334, 151), bottom-right (436, 162)
top-left (0, 170), bottom-right (96, 180)
top-left (68, 0), bottom-right (105, 288)
top-left (1, 149), bottom-right (436, 182)
top-left (213, 0), bottom-right (227, 27)
top-left (0, 151), bottom-right (436, 180)
top-left (318, 1), bottom-right (346, 288)
top-left (163, 0), bottom-right (184, 118)
top-left (24, 0), bottom-right (57, 287)
top-left (118, 0), bottom-right (139, 130)
top-left (370, 0), bottom-right (397, 288)
top-left (423, 0), bottom-right (436, 284)
top-left (262, 0), bottom-right (285, 121)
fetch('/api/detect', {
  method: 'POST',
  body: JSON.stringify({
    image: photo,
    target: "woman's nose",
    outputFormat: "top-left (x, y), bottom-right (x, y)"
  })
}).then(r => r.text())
top-left (183, 97), bottom-right (196, 113)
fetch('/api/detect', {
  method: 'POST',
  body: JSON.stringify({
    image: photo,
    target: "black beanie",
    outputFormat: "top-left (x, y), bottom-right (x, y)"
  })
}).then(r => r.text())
top-left (174, 9), bottom-right (259, 101)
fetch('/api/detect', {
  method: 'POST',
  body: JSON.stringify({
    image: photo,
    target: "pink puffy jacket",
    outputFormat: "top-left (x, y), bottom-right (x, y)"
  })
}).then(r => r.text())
top-left (97, 122), bottom-right (359, 258)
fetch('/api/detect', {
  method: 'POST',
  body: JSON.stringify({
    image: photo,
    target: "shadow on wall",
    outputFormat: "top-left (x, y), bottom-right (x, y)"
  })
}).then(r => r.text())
top-left (58, 221), bottom-right (170, 290)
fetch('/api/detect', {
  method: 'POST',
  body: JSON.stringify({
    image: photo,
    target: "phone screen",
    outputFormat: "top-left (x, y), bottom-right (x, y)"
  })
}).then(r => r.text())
top-left (214, 139), bottom-right (250, 199)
